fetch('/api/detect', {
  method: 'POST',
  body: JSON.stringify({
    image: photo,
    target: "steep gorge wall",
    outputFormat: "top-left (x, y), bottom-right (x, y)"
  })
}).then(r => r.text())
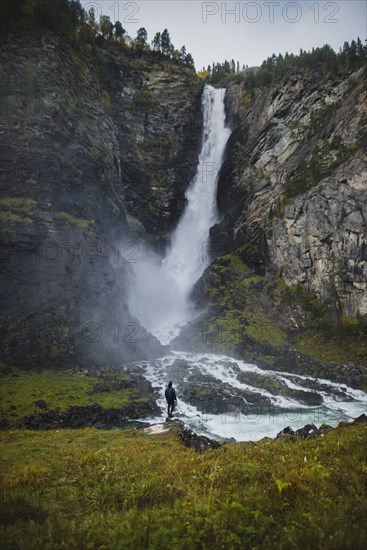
top-left (215, 68), bottom-right (367, 317)
top-left (0, 30), bottom-right (203, 367)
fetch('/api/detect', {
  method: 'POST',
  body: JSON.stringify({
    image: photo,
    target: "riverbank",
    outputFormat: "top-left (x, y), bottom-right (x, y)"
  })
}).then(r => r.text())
top-left (2, 356), bottom-right (366, 444)
top-left (0, 364), bottom-right (159, 430)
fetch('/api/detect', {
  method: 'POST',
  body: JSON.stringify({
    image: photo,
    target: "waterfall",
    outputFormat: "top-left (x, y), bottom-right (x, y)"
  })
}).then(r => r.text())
top-left (125, 86), bottom-right (367, 442)
top-left (128, 85), bottom-right (231, 344)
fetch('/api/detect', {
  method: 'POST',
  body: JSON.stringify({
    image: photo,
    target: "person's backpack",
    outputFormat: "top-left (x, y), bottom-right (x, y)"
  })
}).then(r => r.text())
top-left (165, 386), bottom-right (175, 402)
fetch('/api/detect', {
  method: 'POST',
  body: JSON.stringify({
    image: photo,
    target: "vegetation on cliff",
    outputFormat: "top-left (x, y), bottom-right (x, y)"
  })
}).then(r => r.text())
top-left (204, 38), bottom-right (367, 92)
top-left (0, 0), bottom-right (203, 368)
top-left (208, 58), bottom-right (367, 348)
top-left (1, 0), bottom-right (195, 67)
top-left (187, 252), bottom-right (367, 379)
top-left (1, 423), bottom-right (366, 548)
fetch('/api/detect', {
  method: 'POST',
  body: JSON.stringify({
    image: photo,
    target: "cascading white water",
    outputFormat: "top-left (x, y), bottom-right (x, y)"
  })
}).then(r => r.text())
top-left (126, 351), bottom-right (367, 442)
top-left (124, 85), bottom-right (367, 441)
top-left (128, 85), bottom-right (231, 344)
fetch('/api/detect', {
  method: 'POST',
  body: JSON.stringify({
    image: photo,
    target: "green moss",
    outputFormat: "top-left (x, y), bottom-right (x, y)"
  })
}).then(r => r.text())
top-left (201, 257), bottom-right (286, 352)
top-left (0, 368), bottom-right (147, 422)
top-left (0, 212), bottom-right (33, 224)
top-left (0, 424), bottom-right (366, 548)
top-left (283, 283), bottom-right (334, 330)
top-left (212, 253), bottom-right (252, 276)
top-left (206, 306), bottom-right (286, 352)
top-left (0, 198), bottom-right (36, 225)
top-left (199, 249), bottom-right (366, 365)
top-left (295, 332), bottom-right (367, 374)
top-left (0, 198), bottom-right (36, 211)
top-left (56, 211), bottom-right (95, 229)
top-left (101, 89), bottom-right (111, 115)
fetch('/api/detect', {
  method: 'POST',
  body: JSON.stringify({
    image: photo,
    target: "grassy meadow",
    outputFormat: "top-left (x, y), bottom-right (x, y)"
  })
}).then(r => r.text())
top-left (0, 423), bottom-right (366, 549)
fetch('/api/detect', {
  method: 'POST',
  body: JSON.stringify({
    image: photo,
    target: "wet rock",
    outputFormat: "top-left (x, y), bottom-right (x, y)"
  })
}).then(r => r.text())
top-left (17, 399), bottom-right (160, 430)
top-left (276, 423), bottom-right (319, 439)
top-left (179, 426), bottom-right (221, 453)
top-left (35, 400), bottom-right (47, 410)
top-left (353, 413), bottom-right (367, 423)
top-left (276, 426), bottom-right (295, 438)
top-left (281, 376), bottom-right (353, 401)
top-left (164, 418), bottom-right (185, 429)
top-left (295, 423), bottom-right (318, 439)
top-left (237, 371), bottom-right (323, 406)
top-left (215, 435), bottom-right (236, 444)
top-left (293, 390), bottom-right (323, 407)
top-left (179, 377), bottom-right (271, 415)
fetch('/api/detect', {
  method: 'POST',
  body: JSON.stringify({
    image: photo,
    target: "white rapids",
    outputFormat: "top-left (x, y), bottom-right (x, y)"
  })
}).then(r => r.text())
top-left (125, 85), bottom-right (366, 441)
top-left (127, 352), bottom-right (367, 442)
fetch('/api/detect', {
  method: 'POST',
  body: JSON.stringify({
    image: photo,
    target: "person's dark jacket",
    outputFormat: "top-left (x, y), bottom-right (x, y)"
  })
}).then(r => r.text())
top-left (165, 386), bottom-right (176, 403)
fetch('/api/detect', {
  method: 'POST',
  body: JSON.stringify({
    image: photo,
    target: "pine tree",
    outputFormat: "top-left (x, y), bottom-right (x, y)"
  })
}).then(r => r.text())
top-left (114, 21), bottom-right (125, 39)
top-left (179, 46), bottom-right (186, 62)
top-left (356, 37), bottom-right (364, 59)
top-left (88, 6), bottom-right (95, 22)
top-left (100, 15), bottom-right (113, 39)
top-left (161, 29), bottom-right (173, 55)
top-left (152, 32), bottom-right (161, 51)
top-left (185, 53), bottom-right (194, 67)
top-left (136, 27), bottom-right (147, 45)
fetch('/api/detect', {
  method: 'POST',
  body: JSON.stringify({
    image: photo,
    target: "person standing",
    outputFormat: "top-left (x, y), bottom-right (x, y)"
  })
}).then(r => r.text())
top-left (165, 381), bottom-right (177, 417)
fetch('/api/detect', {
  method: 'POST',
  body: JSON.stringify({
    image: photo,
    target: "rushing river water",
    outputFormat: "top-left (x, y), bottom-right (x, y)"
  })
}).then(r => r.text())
top-left (126, 351), bottom-right (367, 441)
top-left (127, 85), bottom-right (366, 441)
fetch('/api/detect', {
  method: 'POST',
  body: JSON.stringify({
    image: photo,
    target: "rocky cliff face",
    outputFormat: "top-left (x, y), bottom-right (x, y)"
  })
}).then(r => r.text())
top-left (0, 29), bottom-right (203, 367)
top-left (215, 68), bottom-right (367, 317)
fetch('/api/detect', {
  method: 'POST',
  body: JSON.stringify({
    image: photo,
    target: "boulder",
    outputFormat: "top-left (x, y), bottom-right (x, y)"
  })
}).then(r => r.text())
top-left (179, 426), bottom-right (221, 453)
top-left (295, 423), bottom-right (318, 439)
top-left (276, 426), bottom-right (295, 438)
top-left (353, 413), bottom-right (367, 423)
top-left (34, 400), bottom-right (47, 409)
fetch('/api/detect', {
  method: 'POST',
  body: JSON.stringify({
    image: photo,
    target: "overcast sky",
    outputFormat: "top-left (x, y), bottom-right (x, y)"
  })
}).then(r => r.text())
top-left (81, 0), bottom-right (367, 70)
